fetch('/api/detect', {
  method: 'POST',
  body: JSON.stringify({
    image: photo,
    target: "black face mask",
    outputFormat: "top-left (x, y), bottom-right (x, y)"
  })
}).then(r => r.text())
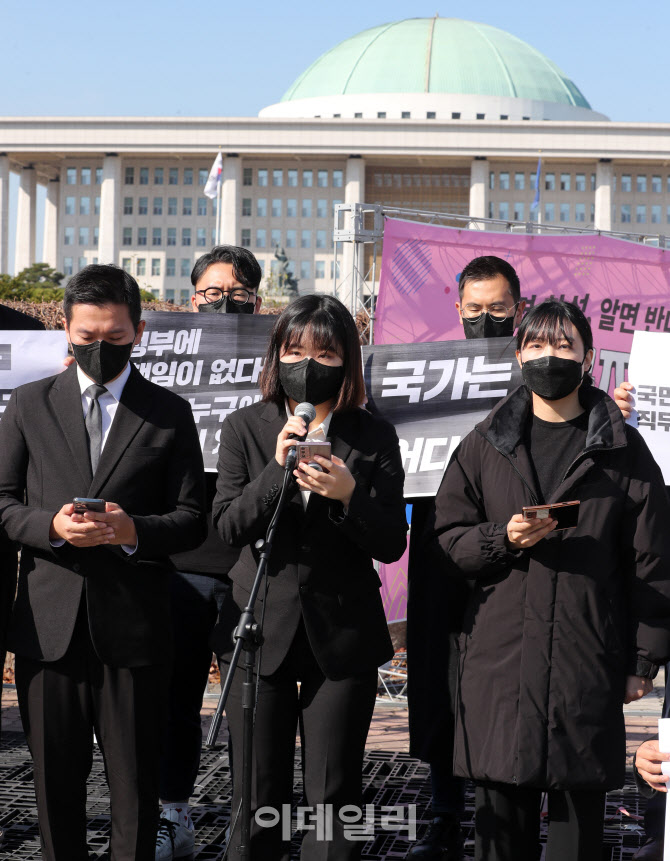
top-left (197, 296), bottom-right (255, 315)
top-left (278, 358), bottom-right (345, 406)
top-left (463, 314), bottom-right (516, 340)
top-left (71, 339), bottom-right (135, 385)
top-left (521, 355), bottom-right (585, 401)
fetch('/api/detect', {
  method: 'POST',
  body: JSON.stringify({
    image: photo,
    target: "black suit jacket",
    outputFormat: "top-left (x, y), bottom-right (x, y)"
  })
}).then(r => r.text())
top-left (212, 400), bottom-right (407, 679)
top-left (0, 304), bottom-right (45, 331)
top-left (0, 363), bottom-right (207, 667)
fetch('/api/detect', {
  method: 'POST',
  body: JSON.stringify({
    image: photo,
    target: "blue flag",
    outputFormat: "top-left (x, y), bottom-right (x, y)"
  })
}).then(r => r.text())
top-left (530, 157), bottom-right (542, 211)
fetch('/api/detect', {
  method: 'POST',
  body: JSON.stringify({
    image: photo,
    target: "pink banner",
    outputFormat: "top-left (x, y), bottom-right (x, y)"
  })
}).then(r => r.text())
top-left (376, 219), bottom-right (670, 391)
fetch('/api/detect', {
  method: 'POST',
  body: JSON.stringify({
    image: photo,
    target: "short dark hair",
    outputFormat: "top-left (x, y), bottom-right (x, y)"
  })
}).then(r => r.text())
top-left (458, 255), bottom-right (521, 303)
top-left (259, 295), bottom-right (365, 412)
top-left (517, 299), bottom-right (594, 380)
top-left (64, 264), bottom-right (142, 328)
top-left (190, 245), bottom-right (262, 291)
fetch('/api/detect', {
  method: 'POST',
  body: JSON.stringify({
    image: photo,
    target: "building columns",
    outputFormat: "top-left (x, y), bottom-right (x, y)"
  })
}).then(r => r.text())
top-left (44, 178), bottom-right (60, 270)
top-left (0, 155), bottom-right (9, 274)
top-left (594, 159), bottom-right (613, 232)
top-left (98, 153), bottom-right (121, 265)
top-left (220, 154), bottom-right (241, 246)
top-left (15, 165), bottom-right (37, 273)
top-left (340, 155), bottom-right (366, 309)
top-left (469, 157), bottom-right (488, 220)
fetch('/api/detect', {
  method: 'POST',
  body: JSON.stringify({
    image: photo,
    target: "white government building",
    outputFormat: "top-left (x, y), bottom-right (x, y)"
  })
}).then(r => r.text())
top-left (1, 16), bottom-right (669, 302)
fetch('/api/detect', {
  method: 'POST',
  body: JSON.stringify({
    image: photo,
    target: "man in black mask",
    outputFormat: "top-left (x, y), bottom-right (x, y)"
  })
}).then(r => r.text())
top-left (0, 264), bottom-right (206, 860)
top-left (407, 255), bottom-right (524, 860)
top-left (156, 245), bottom-right (263, 861)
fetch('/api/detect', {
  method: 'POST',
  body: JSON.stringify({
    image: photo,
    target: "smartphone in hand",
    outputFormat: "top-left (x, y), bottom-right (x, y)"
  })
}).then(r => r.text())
top-left (73, 497), bottom-right (106, 514)
top-left (522, 500), bottom-right (580, 530)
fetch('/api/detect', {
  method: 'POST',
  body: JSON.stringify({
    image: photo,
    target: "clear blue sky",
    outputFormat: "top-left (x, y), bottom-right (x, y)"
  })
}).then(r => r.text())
top-left (1, 0), bottom-right (668, 122)
top-left (3, 0), bottom-right (669, 273)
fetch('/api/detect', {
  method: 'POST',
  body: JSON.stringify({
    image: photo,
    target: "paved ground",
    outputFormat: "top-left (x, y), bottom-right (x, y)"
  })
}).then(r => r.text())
top-left (0, 670), bottom-right (665, 859)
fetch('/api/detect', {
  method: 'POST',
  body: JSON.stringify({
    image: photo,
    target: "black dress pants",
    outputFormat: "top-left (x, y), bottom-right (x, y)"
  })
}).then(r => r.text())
top-left (474, 782), bottom-right (605, 861)
top-left (223, 620), bottom-right (378, 861)
top-left (15, 604), bottom-right (167, 861)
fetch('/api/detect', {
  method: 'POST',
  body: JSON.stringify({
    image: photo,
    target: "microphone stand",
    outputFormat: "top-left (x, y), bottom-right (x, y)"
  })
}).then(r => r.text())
top-left (205, 453), bottom-right (298, 861)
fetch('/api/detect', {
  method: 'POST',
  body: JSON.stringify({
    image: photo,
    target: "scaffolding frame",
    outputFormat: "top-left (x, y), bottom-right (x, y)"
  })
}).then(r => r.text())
top-left (332, 202), bottom-right (669, 343)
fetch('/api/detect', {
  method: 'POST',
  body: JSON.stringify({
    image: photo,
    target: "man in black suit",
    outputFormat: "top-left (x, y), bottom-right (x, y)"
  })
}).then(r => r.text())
top-left (0, 302), bottom-right (45, 331)
top-left (0, 265), bottom-right (207, 861)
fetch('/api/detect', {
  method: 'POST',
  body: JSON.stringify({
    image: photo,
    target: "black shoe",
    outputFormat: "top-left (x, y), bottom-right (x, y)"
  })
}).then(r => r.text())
top-left (634, 837), bottom-right (663, 861)
top-left (407, 814), bottom-right (464, 860)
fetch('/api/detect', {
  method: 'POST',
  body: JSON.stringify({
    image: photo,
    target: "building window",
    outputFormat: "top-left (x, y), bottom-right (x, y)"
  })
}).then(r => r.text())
top-left (652, 175), bottom-right (662, 193)
top-left (544, 203), bottom-right (555, 222)
top-left (93, 227), bottom-right (99, 247)
top-left (138, 197), bottom-right (148, 215)
top-left (301, 230), bottom-right (311, 249)
top-left (317, 199), bottom-right (327, 218)
top-left (198, 168), bottom-right (208, 186)
top-left (489, 172), bottom-right (495, 190)
top-left (332, 169), bottom-right (343, 188)
top-left (621, 174), bottom-right (632, 192)
top-left (499, 172), bottom-right (510, 191)
top-left (560, 173), bottom-right (571, 191)
top-left (166, 258), bottom-right (175, 277)
top-left (242, 198), bottom-right (252, 217)
top-left (136, 258), bottom-right (146, 276)
top-left (302, 199), bottom-right (312, 217)
top-left (182, 228), bottom-right (191, 246)
top-left (271, 229), bottom-right (281, 247)
top-left (330, 260), bottom-right (340, 278)
top-left (80, 168), bottom-right (91, 186)
top-left (575, 173), bottom-right (586, 192)
top-left (272, 169), bottom-right (283, 187)
top-left (122, 258), bottom-right (131, 273)
top-left (513, 202), bottom-right (524, 221)
top-left (78, 196), bottom-right (90, 216)
top-left (94, 196), bottom-right (100, 216)
top-left (451, 112), bottom-right (460, 119)
top-left (258, 169), bottom-right (268, 187)
top-left (122, 227), bottom-right (132, 245)
top-left (169, 167), bottom-right (179, 185)
top-left (153, 197), bottom-right (163, 216)
top-left (636, 204), bottom-right (647, 223)
top-left (65, 196), bottom-right (76, 215)
top-left (166, 227), bottom-right (176, 247)
top-left (154, 167), bottom-right (164, 185)
top-left (257, 198), bottom-right (267, 217)
top-left (637, 175), bottom-right (647, 193)
top-left (498, 202), bottom-right (509, 220)
top-left (559, 203), bottom-right (570, 222)
top-left (303, 170), bottom-right (313, 188)
top-left (64, 227), bottom-right (74, 245)
top-left (168, 197), bottom-right (177, 216)
top-left (272, 199), bottom-right (282, 217)
top-left (300, 261), bottom-right (311, 279)
top-left (182, 198), bottom-right (192, 216)
top-left (667, 205), bottom-right (670, 223)
top-left (401, 111), bottom-right (411, 119)
top-left (184, 168), bottom-right (193, 186)
top-left (197, 197), bottom-right (207, 216)
top-left (575, 203), bottom-right (586, 222)
top-left (77, 256), bottom-right (87, 271)
top-left (243, 167), bottom-right (253, 186)
top-left (288, 169), bottom-right (298, 187)
top-left (514, 173), bottom-right (525, 191)
top-left (63, 257), bottom-right (73, 275)
top-left (620, 204), bottom-right (631, 223)
top-left (165, 289), bottom-right (175, 302)
top-left (256, 229), bottom-right (266, 248)
top-left (95, 167), bottom-right (103, 184)
top-left (241, 228), bottom-right (251, 247)
top-left (315, 261), bottom-right (325, 278)
top-left (138, 227), bottom-right (147, 246)
top-left (287, 199), bottom-right (297, 217)
top-left (152, 228), bottom-right (162, 246)
top-left (652, 205), bottom-right (661, 224)
top-left (317, 170), bottom-right (328, 188)
top-left (427, 111), bottom-right (436, 119)
top-left (354, 112), bottom-right (362, 118)
top-left (151, 258), bottom-right (161, 276)
top-left (66, 168), bottom-right (77, 185)
top-left (544, 173), bottom-right (555, 191)
top-left (139, 167), bottom-right (149, 185)
top-left (286, 229), bottom-right (296, 248)
top-left (79, 227), bottom-right (89, 246)
top-left (316, 229), bottom-right (327, 248)
top-left (197, 228), bottom-right (207, 247)
top-left (377, 112), bottom-right (386, 119)
top-left (180, 259), bottom-right (191, 277)
top-left (488, 202), bottom-right (494, 219)
top-left (590, 173), bottom-right (596, 192)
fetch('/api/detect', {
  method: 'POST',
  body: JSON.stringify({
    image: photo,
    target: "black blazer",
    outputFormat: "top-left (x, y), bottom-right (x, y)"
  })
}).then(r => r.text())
top-left (0, 363), bottom-right (207, 667)
top-left (0, 304), bottom-right (45, 331)
top-left (212, 400), bottom-right (407, 679)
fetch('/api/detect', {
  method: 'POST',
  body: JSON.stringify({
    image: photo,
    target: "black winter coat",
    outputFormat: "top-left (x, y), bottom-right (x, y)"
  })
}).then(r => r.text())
top-left (434, 383), bottom-right (670, 791)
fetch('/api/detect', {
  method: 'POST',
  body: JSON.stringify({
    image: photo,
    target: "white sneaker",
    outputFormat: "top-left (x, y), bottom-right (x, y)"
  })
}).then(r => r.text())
top-left (155, 818), bottom-right (195, 860)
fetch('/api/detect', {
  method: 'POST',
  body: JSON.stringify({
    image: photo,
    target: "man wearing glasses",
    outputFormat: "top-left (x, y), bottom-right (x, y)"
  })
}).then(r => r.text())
top-left (407, 256), bottom-right (524, 860)
top-left (156, 246), bottom-right (262, 860)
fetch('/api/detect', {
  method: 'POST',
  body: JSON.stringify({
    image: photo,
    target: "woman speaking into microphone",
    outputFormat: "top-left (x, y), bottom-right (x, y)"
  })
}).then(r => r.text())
top-left (212, 295), bottom-right (407, 860)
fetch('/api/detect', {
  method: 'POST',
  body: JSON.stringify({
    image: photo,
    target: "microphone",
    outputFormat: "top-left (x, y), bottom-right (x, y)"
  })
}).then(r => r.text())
top-left (285, 402), bottom-right (316, 470)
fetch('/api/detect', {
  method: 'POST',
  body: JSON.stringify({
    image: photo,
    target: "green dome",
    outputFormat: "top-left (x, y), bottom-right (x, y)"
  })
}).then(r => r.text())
top-left (280, 17), bottom-right (591, 110)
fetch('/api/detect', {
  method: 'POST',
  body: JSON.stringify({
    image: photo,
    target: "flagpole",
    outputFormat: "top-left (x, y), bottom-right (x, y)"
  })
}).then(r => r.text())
top-left (216, 155), bottom-right (223, 246)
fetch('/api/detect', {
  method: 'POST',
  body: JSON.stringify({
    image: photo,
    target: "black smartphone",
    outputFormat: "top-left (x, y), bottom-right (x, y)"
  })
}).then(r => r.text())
top-left (522, 500), bottom-right (580, 530)
top-left (73, 497), bottom-right (106, 514)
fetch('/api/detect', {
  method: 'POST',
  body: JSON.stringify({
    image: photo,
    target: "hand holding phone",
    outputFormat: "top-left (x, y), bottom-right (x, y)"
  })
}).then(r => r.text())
top-left (522, 500), bottom-right (580, 531)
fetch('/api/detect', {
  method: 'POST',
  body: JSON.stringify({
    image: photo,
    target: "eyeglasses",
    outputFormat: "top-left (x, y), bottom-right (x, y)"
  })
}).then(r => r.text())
top-left (462, 303), bottom-right (519, 324)
top-left (195, 287), bottom-right (255, 305)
